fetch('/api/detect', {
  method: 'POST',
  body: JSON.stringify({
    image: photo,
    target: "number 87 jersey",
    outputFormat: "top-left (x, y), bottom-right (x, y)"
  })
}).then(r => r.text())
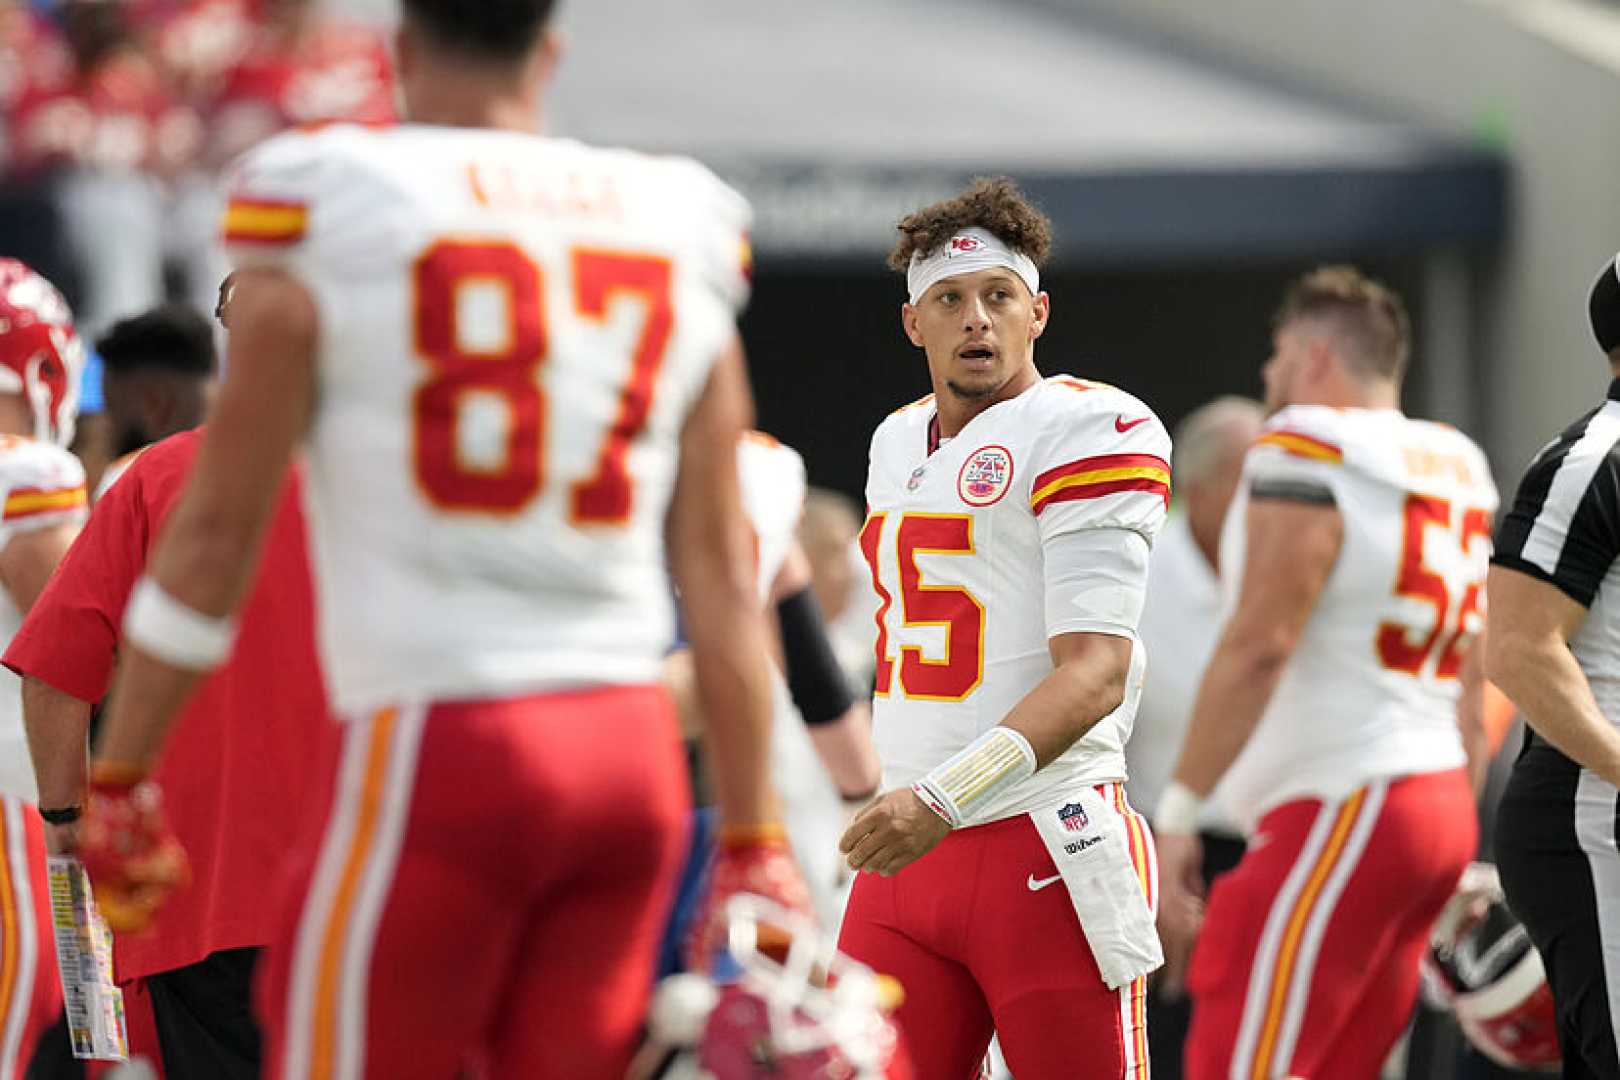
top-left (861, 376), bottom-right (1171, 825)
top-left (221, 124), bottom-right (751, 716)
top-left (1216, 406), bottom-right (1499, 834)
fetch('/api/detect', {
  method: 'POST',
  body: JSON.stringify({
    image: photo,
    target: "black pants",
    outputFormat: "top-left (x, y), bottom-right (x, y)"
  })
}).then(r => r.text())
top-left (1496, 739), bottom-right (1620, 1080)
top-left (27, 948), bottom-right (262, 1080)
top-left (1145, 829), bottom-right (1246, 1080)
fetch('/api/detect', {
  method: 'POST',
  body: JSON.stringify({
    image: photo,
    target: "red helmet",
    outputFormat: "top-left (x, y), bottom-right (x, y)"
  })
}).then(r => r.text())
top-left (0, 259), bottom-right (83, 447)
top-left (633, 895), bottom-right (912, 1080)
top-left (1421, 863), bottom-right (1560, 1072)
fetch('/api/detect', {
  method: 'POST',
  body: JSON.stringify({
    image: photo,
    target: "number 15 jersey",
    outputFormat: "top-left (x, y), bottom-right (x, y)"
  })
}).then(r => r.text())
top-left (222, 123), bottom-right (751, 715)
top-left (1215, 406), bottom-right (1498, 833)
top-left (862, 376), bottom-right (1171, 825)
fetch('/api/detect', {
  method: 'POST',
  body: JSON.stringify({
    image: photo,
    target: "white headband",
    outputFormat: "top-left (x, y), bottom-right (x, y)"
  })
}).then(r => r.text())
top-left (906, 227), bottom-right (1040, 305)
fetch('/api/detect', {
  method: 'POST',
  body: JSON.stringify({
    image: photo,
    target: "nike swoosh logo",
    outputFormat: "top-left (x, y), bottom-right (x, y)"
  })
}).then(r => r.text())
top-left (1115, 415), bottom-right (1150, 433)
top-left (1027, 873), bottom-right (1063, 892)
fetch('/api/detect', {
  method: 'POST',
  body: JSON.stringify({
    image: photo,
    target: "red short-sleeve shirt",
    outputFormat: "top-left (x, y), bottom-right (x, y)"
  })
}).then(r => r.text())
top-left (3, 428), bottom-right (335, 980)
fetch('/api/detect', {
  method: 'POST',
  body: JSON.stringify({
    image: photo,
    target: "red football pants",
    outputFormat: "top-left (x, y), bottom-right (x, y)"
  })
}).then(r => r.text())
top-left (0, 796), bottom-right (57, 1080)
top-left (838, 783), bottom-right (1155, 1080)
top-left (257, 686), bottom-right (690, 1080)
top-left (1184, 769), bottom-right (1476, 1080)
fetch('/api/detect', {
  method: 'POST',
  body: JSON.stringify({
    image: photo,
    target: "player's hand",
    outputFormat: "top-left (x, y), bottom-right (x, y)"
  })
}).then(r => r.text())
top-left (1154, 830), bottom-right (1205, 999)
top-left (76, 767), bottom-right (190, 933)
top-left (839, 787), bottom-right (951, 877)
top-left (685, 823), bottom-right (812, 972)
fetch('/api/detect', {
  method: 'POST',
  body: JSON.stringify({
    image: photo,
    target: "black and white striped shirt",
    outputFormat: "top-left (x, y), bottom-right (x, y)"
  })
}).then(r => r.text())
top-left (1494, 378), bottom-right (1620, 721)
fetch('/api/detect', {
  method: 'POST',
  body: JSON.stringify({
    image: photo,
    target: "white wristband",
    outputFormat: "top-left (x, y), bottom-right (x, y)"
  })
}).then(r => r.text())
top-left (123, 576), bottom-right (238, 671)
top-left (915, 726), bottom-right (1038, 829)
top-left (1154, 781), bottom-right (1205, 835)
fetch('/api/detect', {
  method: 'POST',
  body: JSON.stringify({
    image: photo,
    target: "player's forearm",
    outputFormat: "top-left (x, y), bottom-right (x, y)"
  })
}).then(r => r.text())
top-left (95, 654), bottom-right (203, 770)
top-left (94, 487), bottom-right (273, 769)
top-left (22, 675), bottom-right (92, 809)
top-left (1172, 629), bottom-right (1291, 796)
top-left (807, 703), bottom-right (882, 799)
top-left (1457, 636), bottom-right (1490, 794)
top-left (1002, 637), bottom-right (1130, 768)
top-left (685, 605), bottom-right (777, 827)
top-left (145, 482), bottom-right (279, 618)
top-left (1488, 629), bottom-right (1620, 786)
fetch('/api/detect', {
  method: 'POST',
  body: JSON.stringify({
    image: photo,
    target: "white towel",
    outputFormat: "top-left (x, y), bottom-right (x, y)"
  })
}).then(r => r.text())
top-left (1028, 788), bottom-right (1163, 989)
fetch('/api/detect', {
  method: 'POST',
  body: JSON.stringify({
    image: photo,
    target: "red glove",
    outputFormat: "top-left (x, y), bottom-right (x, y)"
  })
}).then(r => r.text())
top-left (685, 823), bottom-right (813, 971)
top-left (76, 763), bottom-right (190, 933)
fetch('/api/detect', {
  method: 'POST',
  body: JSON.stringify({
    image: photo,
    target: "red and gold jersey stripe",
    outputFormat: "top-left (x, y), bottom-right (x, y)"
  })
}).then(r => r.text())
top-left (222, 197), bottom-right (310, 246)
top-left (4, 485), bottom-right (86, 521)
top-left (1254, 430), bottom-right (1343, 465)
top-left (1030, 453), bottom-right (1170, 515)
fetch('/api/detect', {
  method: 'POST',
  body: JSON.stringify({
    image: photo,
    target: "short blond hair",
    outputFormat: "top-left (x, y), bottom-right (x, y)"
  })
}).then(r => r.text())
top-left (1274, 265), bottom-right (1411, 382)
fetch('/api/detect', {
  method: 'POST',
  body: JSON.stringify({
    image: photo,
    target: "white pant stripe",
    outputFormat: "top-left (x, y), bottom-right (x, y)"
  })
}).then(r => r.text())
top-left (334, 706), bottom-right (425, 1079)
top-left (1227, 797), bottom-right (1341, 1080)
top-left (282, 712), bottom-right (386, 1080)
top-left (1269, 781), bottom-right (1384, 1073)
top-left (1574, 770), bottom-right (1620, 1051)
top-left (0, 798), bottom-right (35, 1080)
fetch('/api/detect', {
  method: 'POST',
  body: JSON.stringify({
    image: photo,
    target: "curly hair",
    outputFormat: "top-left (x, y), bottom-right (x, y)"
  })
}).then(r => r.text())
top-left (1274, 265), bottom-right (1411, 381)
top-left (887, 177), bottom-right (1053, 273)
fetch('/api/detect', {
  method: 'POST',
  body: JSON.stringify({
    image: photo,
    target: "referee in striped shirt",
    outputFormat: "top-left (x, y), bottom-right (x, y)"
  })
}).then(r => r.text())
top-left (1489, 254), bottom-right (1620, 1078)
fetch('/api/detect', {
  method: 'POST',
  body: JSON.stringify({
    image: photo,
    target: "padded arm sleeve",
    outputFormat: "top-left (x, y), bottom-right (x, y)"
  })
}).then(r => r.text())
top-left (776, 585), bottom-right (855, 726)
top-left (1043, 527), bottom-right (1151, 641)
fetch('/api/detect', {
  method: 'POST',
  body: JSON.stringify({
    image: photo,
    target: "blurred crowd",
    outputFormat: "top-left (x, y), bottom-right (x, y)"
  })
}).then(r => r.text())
top-left (0, 0), bottom-right (393, 336)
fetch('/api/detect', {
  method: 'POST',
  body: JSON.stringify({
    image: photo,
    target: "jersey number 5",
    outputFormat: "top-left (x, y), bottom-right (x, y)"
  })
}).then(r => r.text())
top-left (412, 240), bottom-right (673, 521)
top-left (859, 512), bottom-right (985, 701)
top-left (1376, 494), bottom-right (1491, 678)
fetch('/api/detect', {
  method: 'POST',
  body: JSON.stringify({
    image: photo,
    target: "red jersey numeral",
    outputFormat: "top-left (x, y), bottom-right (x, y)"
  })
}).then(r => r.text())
top-left (412, 241), bottom-right (546, 513)
top-left (1436, 507), bottom-right (1492, 678)
top-left (896, 514), bottom-right (984, 700)
top-left (410, 239), bottom-right (674, 519)
top-left (569, 250), bottom-right (674, 524)
top-left (1375, 494), bottom-right (1491, 678)
top-left (859, 512), bottom-right (894, 696)
top-left (861, 512), bottom-right (984, 701)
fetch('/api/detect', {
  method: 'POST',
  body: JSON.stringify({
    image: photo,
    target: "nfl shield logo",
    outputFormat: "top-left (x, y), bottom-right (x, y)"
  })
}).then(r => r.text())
top-left (1058, 803), bottom-right (1088, 833)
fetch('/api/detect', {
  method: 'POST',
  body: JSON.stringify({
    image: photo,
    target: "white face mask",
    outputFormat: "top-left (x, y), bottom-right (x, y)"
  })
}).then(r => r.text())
top-left (905, 228), bottom-right (1039, 305)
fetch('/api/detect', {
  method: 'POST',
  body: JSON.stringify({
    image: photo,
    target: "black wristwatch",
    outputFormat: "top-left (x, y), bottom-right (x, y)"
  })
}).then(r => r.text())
top-left (38, 805), bottom-right (81, 826)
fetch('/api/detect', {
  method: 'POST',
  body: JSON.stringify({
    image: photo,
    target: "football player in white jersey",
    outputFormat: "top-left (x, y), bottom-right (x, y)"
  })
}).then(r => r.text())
top-left (74, 2), bottom-right (805, 1076)
top-left (1155, 267), bottom-right (1494, 1080)
top-left (0, 259), bottom-right (89, 1076)
top-left (663, 431), bottom-right (881, 944)
top-left (835, 178), bottom-right (1167, 1079)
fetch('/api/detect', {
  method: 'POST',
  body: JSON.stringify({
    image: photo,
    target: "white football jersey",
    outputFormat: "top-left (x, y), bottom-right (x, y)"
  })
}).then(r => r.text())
top-left (223, 123), bottom-right (751, 714)
top-left (738, 431), bottom-right (806, 605)
top-left (863, 376), bottom-right (1170, 825)
top-left (0, 436), bottom-right (86, 801)
top-left (1216, 407), bottom-right (1498, 833)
